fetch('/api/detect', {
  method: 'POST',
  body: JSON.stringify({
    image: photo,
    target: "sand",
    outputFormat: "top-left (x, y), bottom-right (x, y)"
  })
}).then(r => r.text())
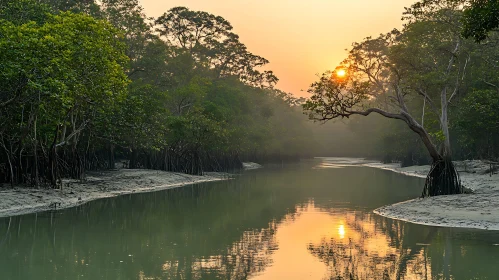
top-left (242, 162), bottom-right (263, 170)
top-left (0, 161), bottom-right (265, 218)
top-left (0, 162), bottom-right (267, 218)
top-left (320, 157), bottom-right (499, 231)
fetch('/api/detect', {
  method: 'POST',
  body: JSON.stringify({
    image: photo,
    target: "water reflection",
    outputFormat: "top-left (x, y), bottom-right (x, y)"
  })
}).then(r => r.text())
top-left (305, 204), bottom-right (435, 279)
top-left (159, 225), bottom-right (278, 280)
top-left (0, 161), bottom-right (498, 280)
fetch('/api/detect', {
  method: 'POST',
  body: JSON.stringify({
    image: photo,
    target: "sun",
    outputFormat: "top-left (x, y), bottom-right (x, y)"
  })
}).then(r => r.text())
top-left (336, 69), bottom-right (346, 78)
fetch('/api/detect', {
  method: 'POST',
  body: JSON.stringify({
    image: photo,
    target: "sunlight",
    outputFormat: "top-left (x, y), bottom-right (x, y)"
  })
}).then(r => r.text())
top-left (336, 69), bottom-right (346, 78)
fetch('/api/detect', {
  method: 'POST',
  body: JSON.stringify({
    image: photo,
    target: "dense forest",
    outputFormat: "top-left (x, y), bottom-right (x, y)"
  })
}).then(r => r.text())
top-left (0, 0), bottom-right (317, 187)
top-left (1, 0), bottom-right (498, 192)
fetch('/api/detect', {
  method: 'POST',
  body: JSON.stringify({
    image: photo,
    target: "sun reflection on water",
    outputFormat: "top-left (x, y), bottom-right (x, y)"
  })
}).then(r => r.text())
top-left (252, 201), bottom-right (433, 280)
top-left (338, 224), bottom-right (345, 239)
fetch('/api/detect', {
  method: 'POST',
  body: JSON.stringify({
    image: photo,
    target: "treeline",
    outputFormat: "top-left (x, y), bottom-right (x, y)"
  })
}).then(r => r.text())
top-left (307, 0), bottom-right (499, 167)
top-left (0, 0), bottom-right (315, 187)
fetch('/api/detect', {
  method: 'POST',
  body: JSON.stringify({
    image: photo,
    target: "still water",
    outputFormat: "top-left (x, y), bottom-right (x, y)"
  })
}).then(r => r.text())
top-left (1, 159), bottom-right (498, 280)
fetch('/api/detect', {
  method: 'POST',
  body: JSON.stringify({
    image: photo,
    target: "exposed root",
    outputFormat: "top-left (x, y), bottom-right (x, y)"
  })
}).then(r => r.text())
top-left (422, 159), bottom-right (462, 197)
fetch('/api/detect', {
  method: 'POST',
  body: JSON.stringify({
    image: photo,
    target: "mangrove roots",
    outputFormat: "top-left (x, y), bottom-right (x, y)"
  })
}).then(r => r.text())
top-left (422, 159), bottom-right (462, 197)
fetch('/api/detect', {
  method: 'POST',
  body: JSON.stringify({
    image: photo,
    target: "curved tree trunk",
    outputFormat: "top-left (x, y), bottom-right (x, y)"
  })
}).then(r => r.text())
top-left (351, 108), bottom-right (462, 197)
top-left (403, 114), bottom-right (462, 197)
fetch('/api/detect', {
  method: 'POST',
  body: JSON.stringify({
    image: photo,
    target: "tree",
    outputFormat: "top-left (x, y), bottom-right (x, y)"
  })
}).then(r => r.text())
top-left (455, 89), bottom-right (499, 158)
top-left (0, 0), bottom-right (53, 25)
top-left (38, 0), bottom-right (100, 14)
top-left (462, 0), bottom-right (499, 42)
top-left (98, 0), bottom-right (152, 66)
top-left (155, 7), bottom-right (278, 88)
top-left (304, 1), bottom-right (472, 196)
top-left (453, 31), bottom-right (499, 159)
top-left (0, 0), bottom-right (318, 185)
top-left (0, 9), bottom-right (128, 186)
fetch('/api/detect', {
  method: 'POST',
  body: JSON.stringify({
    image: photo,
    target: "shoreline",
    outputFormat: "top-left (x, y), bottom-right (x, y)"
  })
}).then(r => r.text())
top-left (320, 157), bottom-right (499, 231)
top-left (371, 161), bottom-right (499, 230)
top-left (0, 162), bottom-right (262, 219)
top-left (3, 158), bottom-right (497, 231)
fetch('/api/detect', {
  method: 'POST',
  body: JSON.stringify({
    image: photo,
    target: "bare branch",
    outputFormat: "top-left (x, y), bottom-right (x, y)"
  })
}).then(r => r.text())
top-left (416, 88), bottom-right (440, 116)
top-left (347, 108), bottom-right (406, 121)
top-left (55, 120), bottom-right (89, 148)
top-left (482, 80), bottom-right (498, 89)
top-left (0, 96), bottom-right (17, 108)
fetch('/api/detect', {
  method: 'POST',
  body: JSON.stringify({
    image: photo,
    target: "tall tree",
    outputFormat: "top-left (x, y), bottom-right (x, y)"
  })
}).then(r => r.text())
top-left (38, 0), bottom-right (100, 14)
top-left (155, 7), bottom-right (278, 88)
top-left (304, 0), bottom-right (472, 196)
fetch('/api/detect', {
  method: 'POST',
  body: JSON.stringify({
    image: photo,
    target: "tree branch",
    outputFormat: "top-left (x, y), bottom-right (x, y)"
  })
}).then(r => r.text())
top-left (347, 108), bottom-right (406, 121)
top-left (416, 88), bottom-right (440, 116)
top-left (55, 120), bottom-right (89, 148)
top-left (0, 96), bottom-right (17, 108)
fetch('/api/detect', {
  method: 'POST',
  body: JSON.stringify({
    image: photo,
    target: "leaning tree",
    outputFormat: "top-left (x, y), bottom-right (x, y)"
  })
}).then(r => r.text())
top-left (304, 0), bottom-right (475, 197)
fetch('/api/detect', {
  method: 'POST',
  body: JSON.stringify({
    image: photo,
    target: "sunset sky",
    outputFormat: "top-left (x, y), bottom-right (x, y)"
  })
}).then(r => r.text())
top-left (140, 0), bottom-right (417, 97)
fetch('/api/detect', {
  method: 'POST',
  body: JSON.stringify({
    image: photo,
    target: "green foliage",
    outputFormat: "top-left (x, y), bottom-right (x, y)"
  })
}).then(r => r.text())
top-left (0, 7), bottom-right (129, 185)
top-left (39, 0), bottom-right (100, 15)
top-left (0, 0), bottom-right (53, 25)
top-left (304, 0), bottom-right (499, 167)
top-left (455, 89), bottom-right (499, 157)
top-left (0, 2), bottom-right (315, 185)
top-left (462, 0), bottom-right (499, 42)
top-left (155, 7), bottom-right (278, 88)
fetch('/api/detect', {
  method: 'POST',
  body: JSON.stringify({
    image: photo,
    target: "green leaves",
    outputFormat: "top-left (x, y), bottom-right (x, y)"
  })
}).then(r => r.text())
top-left (462, 0), bottom-right (499, 42)
top-left (0, 0), bottom-right (318, 184)
top-left (0, 10), bottom-right (129, 146)
top-left (155, 7), bottom-right (278, 88)
top-left (0, 0), bottom-right (52, 25)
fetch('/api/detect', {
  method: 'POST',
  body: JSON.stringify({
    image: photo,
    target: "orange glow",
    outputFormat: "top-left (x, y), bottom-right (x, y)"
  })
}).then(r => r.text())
top-left (139, 0), bottom-right (416, 97)
top-left (338, 224), bottom-right (346, 239)
top-left (336, 69), bottom-right (347, 78)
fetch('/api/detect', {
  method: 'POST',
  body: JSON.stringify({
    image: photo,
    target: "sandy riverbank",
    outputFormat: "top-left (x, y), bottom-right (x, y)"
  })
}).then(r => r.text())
top-left (0, 162), bottom-right (262, 218)
top-left (320, 157), bottom-right (499, 230)
top-left (243, 162), bottom-right (263, 170)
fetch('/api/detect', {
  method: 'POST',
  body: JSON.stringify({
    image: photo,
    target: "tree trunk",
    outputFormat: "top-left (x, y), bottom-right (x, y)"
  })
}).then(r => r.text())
top-left (49, 126), bottom-right (60, 187)
top-left (401, 110), bottom-right (461, 197)
top-left (3, 146), bottom-right (14, 187)
top-left (440, 87), bottom-right (452, 158)
top-left (401, 111), bottom-right (441, 161)
top-left (353, 109), bottom-right (461, 196)
top-left (130, 147), bottom-right (137, 169)
top-left (108, 143), bottom-right (115, 169)
top-left (33, 116), bottom-right (39, 188)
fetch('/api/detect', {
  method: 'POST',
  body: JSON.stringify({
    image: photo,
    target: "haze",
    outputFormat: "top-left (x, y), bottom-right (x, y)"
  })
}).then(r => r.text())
top-left (140, 0), bottom-right (416, 97)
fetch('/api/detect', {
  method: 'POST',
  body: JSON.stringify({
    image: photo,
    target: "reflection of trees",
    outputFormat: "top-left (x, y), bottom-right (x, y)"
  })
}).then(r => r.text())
top-left (0, 169), bottom-right (298, 280)
top-left (308, 238), bottom-right (392, 279)
top-left (160, 225), bottom-right (278, 280)
top-left (307, 211), bottom-right (436, 280)
top-left (307, 209), bottom-right (499, 280)
top-left (373, 215), bottom-right (437, 280)
top-left (1, 164), bottom-right (498, 280)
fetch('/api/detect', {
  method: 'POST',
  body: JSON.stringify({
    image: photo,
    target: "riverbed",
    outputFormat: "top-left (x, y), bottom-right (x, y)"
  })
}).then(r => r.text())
top-left (0, 159), bottom-right (498, 279)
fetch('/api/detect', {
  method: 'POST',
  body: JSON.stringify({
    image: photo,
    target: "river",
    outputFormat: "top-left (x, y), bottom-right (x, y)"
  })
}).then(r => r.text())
top-left (0, 159), bottom-right (498, 279)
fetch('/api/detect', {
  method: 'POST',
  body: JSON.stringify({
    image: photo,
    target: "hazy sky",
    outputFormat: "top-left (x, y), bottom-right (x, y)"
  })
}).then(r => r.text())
top-left (140, 0), bottom-right (416, 97)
